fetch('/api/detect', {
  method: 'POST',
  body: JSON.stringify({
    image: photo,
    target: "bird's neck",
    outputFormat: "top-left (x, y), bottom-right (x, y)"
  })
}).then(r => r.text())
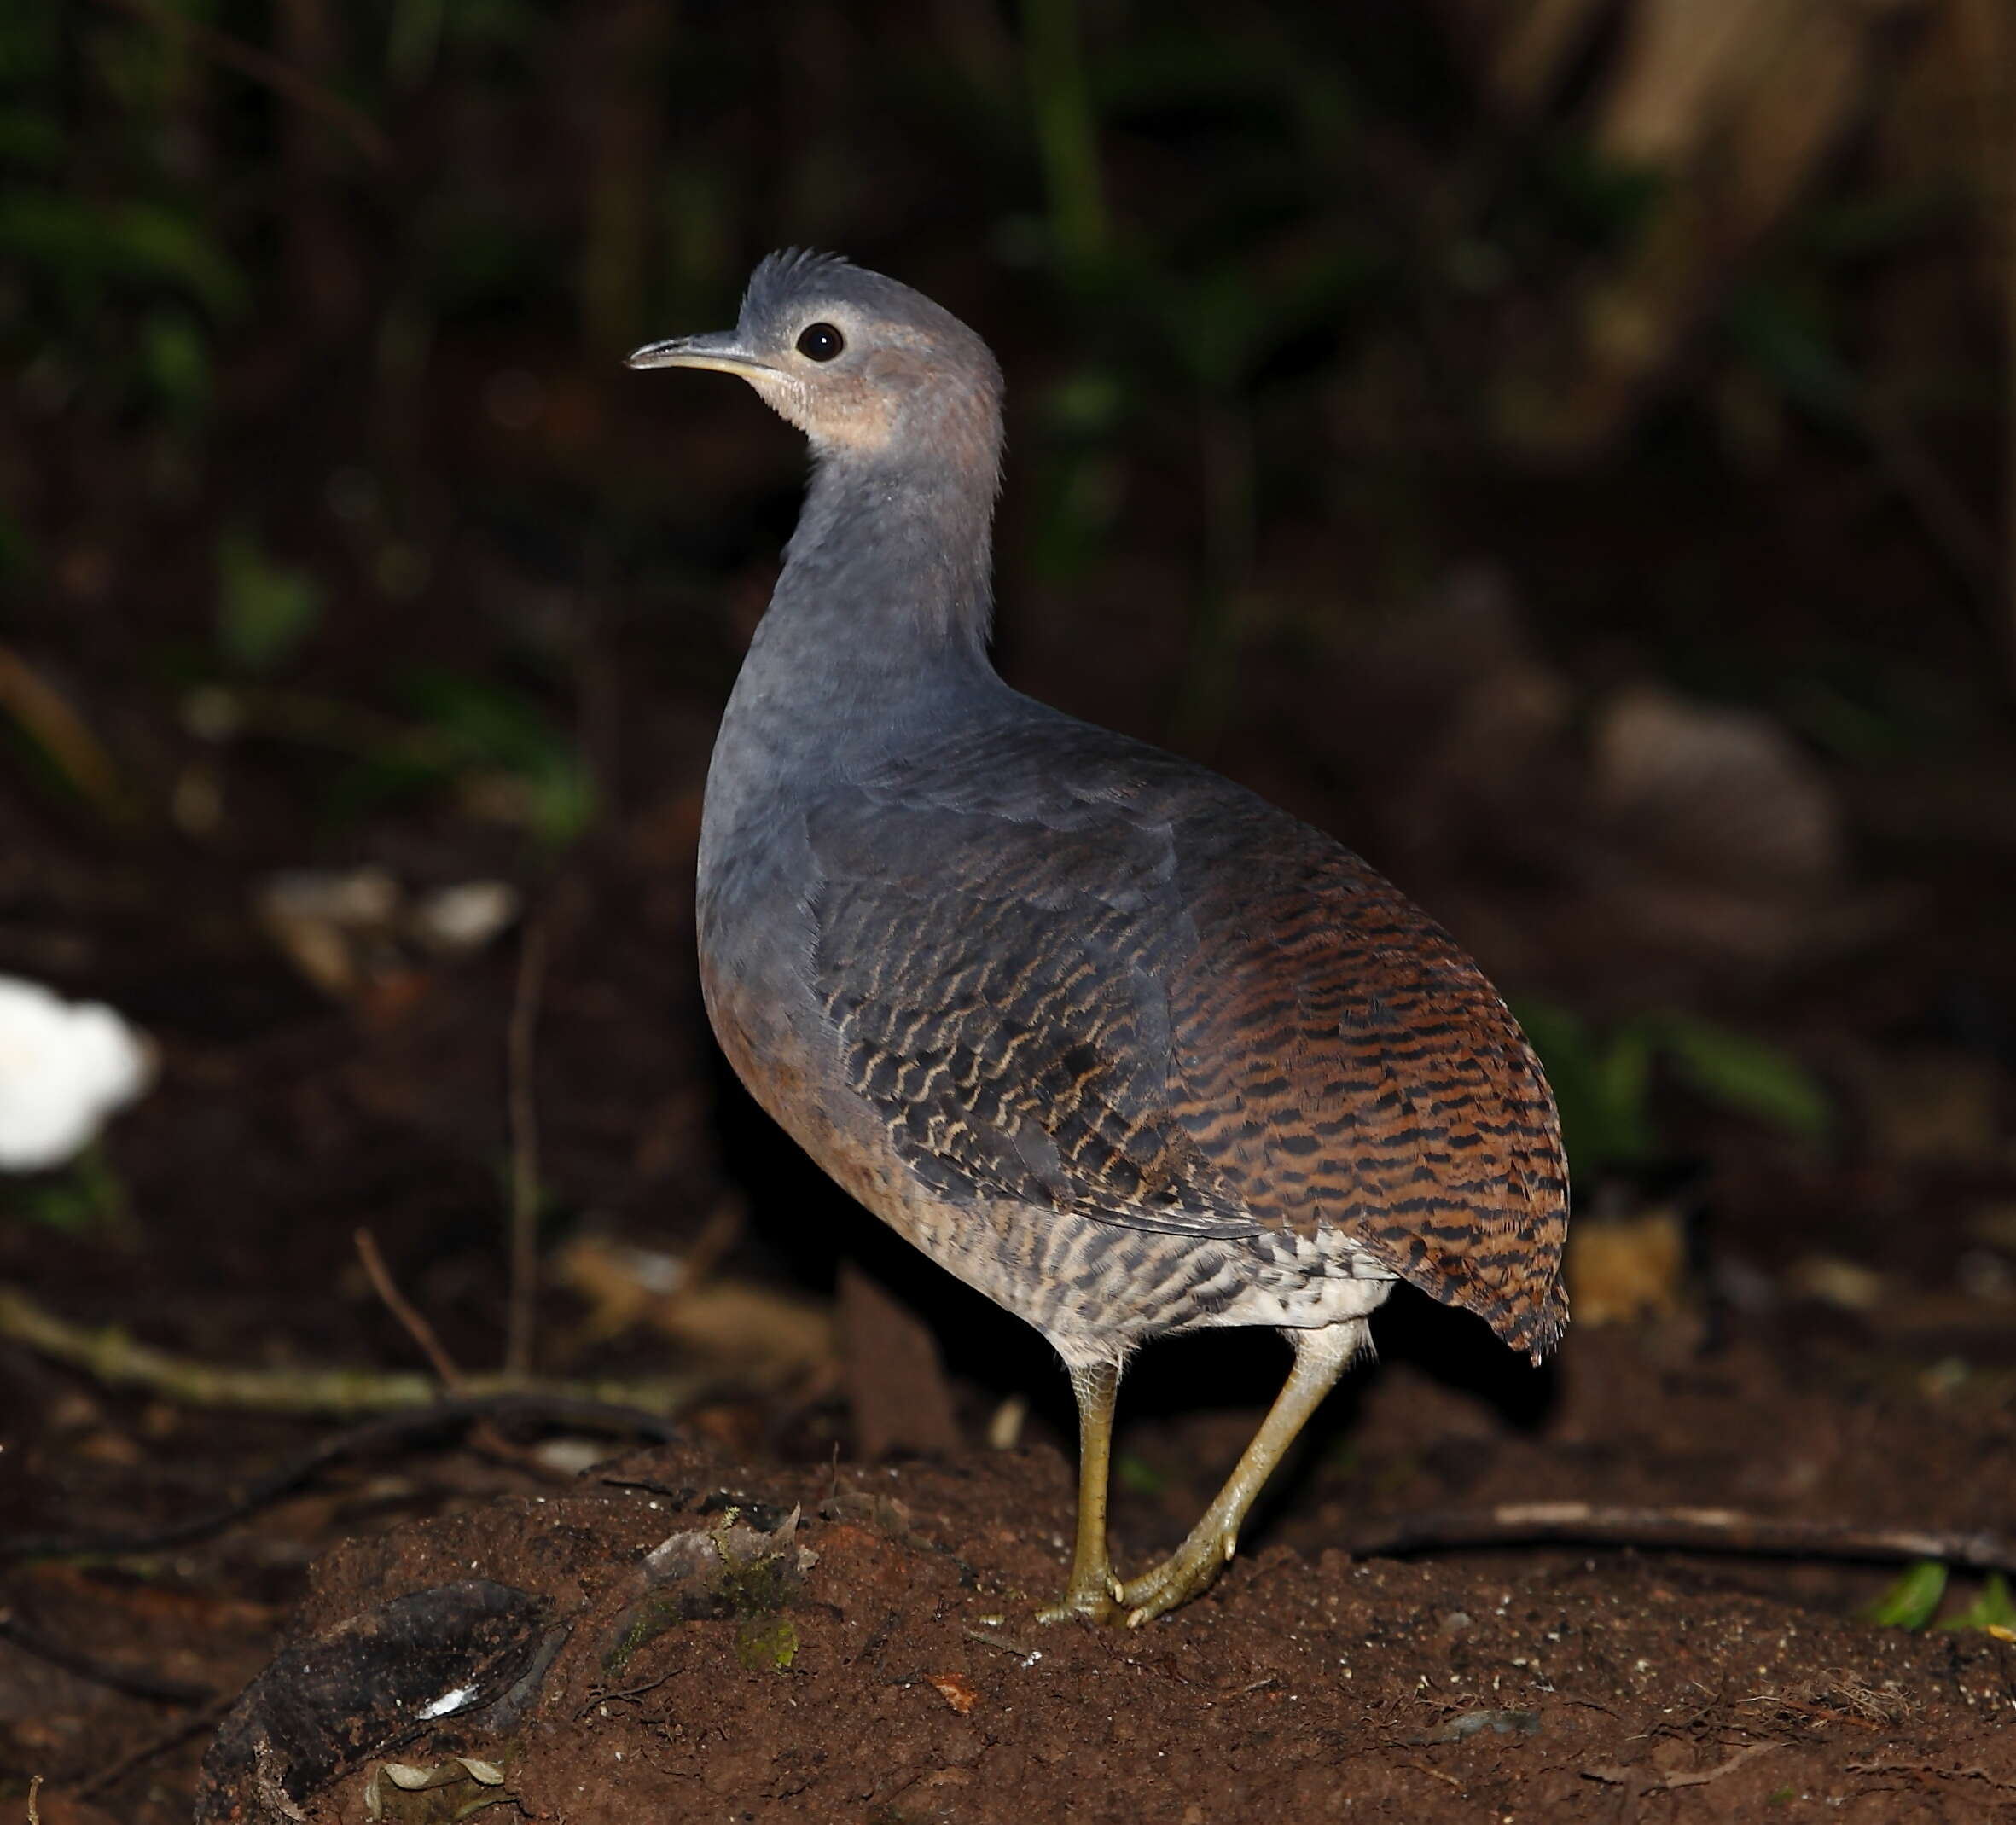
top-left (752, 450), bottom-right (1000, 698)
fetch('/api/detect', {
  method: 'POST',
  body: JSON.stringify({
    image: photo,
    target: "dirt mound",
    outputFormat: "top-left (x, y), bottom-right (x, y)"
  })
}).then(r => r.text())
top-left (184, 1438), bottom-right (2016, 1825)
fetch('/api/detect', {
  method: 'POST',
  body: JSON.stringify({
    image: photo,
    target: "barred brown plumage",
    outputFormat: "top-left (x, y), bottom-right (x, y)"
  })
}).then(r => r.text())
top-left (631, 251), bottom-right (1568, 1625)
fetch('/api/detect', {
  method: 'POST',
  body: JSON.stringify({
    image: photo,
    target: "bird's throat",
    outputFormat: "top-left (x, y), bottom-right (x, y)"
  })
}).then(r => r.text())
top-left (753, 452), bottom-right (1001, 699)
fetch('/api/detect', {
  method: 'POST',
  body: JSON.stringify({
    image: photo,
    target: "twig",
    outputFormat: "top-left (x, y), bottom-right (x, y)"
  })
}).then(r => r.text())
top-left (0, 644), bottom-right (126, 818)
top-left (1846, 1759), bottom-right (2016, 1792)
top-left (89, 0), bottom-right (392, 166)
top-left (357, 1228), bottom-right (538, 1473)
top-left (355, 1227), bottom-right (464, 1392)
top-left (962, 1626), bottom-right (1043, 1664)
top-left (76, 1694), bottom-right (236, 1799)
top-left (0, 1606), bottom-right (212, 1704)
top-left (1941, 0), bottom-right (2016, 688)
top-left (1743, 1691), bottom-right (1882, 1732)
top-left (677, 1199), bottom-right (747, 1293)
top-left (1951, 0), bottom-right (2016, 689)
top-left (0, 1392), bottom-right (680, 1565)
top-left (1583, 1740), bottom-right (1778, 1790)
top-left (1340, 1501), bottom-right (2016, 1575)
top-left (0, 1281), bottom-right (710, 1419)
top-left (26, 1774), bottom-right (39, 1825)
top-left (2005, 35), bottom-right (2016, 698)
top-left (1854, 399), bottom-right (2006, 619)
top-left (573, 1666), bottom-right (677, 1717)
top-left (504, 918), bottom-right (549, 1380)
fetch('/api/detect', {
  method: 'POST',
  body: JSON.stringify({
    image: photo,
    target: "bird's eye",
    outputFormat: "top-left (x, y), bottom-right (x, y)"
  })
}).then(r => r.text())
top-left (796, 322), bottom-right (845, 362)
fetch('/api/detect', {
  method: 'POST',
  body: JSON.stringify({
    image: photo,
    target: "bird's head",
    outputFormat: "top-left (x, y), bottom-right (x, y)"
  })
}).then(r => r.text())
top-left (629, 250), bottom-right (1002, 479)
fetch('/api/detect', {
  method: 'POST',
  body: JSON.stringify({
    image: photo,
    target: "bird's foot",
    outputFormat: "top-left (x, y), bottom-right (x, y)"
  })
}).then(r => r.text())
top-left (1036, 1569), bottom-right (1126, 1627)
top-left (1113, 1527), bottom-right (1237, 1626)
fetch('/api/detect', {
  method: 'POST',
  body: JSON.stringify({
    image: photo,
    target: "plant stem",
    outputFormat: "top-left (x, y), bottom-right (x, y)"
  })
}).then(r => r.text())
top-left (1020, 0), bottom-right (1108, 280)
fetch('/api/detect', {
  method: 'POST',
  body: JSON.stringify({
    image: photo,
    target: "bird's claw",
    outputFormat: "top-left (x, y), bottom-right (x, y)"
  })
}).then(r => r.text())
top-left (1111, 1529), bottom-right (1238, 1626)
top-left (1037, 1567), bottom-right (1127, 1626)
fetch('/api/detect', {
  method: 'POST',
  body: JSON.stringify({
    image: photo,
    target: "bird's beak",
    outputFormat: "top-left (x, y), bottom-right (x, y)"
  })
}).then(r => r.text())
top-left (625, 330), bottom-right (773, 376)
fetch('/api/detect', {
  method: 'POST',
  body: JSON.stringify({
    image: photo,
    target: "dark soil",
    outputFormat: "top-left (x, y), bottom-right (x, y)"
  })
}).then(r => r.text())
top-left (189, 1413), bottom-right (2016, 1825)
top-left (9, 1273), bottom-right (2016, 1823)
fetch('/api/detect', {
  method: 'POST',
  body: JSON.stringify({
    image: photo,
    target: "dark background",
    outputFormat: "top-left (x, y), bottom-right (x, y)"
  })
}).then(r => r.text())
top-left (3, 3), bottom-right (2015, 1809)
top-left (6, 0), bottom-right (2010, 1318)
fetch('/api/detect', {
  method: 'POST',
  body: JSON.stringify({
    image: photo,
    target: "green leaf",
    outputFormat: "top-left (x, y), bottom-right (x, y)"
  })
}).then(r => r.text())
top-left (1508, 999), bottom-right (1657, 1177)
top-left (386, 669), bottom-right (597, 846)
top-left (1594, 1026), bottom-right (1658, 1163)
top-left (0, 1144), bottom-right (131, 1237)
top-left (1938, 1572), bottom-right (2016, 1634)
top-left (112, 202), bottom-right (247, 318)
top-left (0, 108), bottom-right (61, 170)
top-left (734, 1613), bottom-right (798, 1672)
top-left (1116, 1454), bottom-right (1168, 1496)
top-left (142, 306), bottom-right (210, 421)
top-left (1041, 366), bottom-right (1125, 437)
top-left (1540, 141), bottom-right (1667, 246)
top-left (216, 531), bottom-right (324, 673)
top-left (398, 668), bottom-right (566, 770)
top-left (519, 753), bottom-right (597, 846)
top-left (1862, 1560), bottom-right (1946, 1630)
top-left (0, 191), bottom-right (245, 320)
top-left (1648, 1014), bottom-right (1831, 1142)
top-left (1724, 281), bottom-right (1854, 426)
top-left (0, 502), bottom-right (32, 578)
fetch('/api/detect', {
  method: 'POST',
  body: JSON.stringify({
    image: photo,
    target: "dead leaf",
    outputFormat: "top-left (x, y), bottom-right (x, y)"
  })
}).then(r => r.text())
top-left (928, 1673), bottom-right (979, 1715)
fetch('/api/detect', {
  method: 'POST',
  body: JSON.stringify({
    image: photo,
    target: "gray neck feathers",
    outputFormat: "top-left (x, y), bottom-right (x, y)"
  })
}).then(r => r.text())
top-left (738, 406), bottom-right (1003, 726)
top-left (781, 454), bottom-right (995, 650)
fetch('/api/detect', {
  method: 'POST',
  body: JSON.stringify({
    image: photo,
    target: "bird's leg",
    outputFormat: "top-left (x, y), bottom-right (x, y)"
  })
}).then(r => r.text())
top-left (1115, 1325), bottom-right (1355, 1626)
top-left (1037, 1354), bottom-right (1125, 1624)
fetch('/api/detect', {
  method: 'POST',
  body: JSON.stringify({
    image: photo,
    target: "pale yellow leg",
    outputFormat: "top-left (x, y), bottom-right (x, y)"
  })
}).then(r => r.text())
top-left (1114, 1327), bottom-right (1354, 1626)
top-left (1037, 1357), bottom-right (1125, 1624)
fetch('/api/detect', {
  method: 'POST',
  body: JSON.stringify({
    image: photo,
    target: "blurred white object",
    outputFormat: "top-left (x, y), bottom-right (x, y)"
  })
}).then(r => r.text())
top-left (410, 880), bottom-right (520, 954)
top-left (0, 975), bottom-right (154, 1171)
top-left (253, 869), bottom-right (520, 998)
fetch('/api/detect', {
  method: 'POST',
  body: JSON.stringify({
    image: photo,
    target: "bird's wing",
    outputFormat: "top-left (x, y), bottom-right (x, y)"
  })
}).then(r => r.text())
top-left (1151, 808), bottom-right (1569, 1358)
top-left (805, 781), bottom-right (1260, 1241)
top-left (804, 732), bottom-right (1567, 1355)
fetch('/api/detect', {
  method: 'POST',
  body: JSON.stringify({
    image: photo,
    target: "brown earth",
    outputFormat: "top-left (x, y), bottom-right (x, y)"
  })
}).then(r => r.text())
top-left (207, 1421), bottom-right (2016, 1825)
top-left (9, 1299), bottom-right (2016, 1824)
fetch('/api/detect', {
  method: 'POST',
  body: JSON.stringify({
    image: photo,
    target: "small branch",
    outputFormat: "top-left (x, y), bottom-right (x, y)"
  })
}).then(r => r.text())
top-left (1020, 0), bottom-right (1110, 280)
top-left (1341, 1501), bottom-right (2016, 1575)
top-left (1846, 1759), bottom-right (2016, 1792)
top-left (0, 643), bottom-right (127, 819)
top-left (355, 1227), bottom-right (464, 1392)
top-left (1854, 398), bottom-right (2006, 618)
top-left (76, 1696), bottom-right (236, 1800)
top-left (0, 1607), bottom-right (212, 1705)
top-left (1584, 1740), bottom-right (1778, 1791)
top-left (504, 918), bottom-right (549, 1380)
top-left (0, 1282), bottom-right (707, 1419)
top-left (1, 1392), bottom-right (680, 1565)
top-left (2006, 71), bottom-right (2016, 697)
top-left (357, 1227), bottom-right (560, 1472)
top-left (90, 0), bottom-right (392, 166)
top-left (1952, 0), bottom-right (2016, 689)
top-left (2001, 14), bottom-right (2016, 698)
